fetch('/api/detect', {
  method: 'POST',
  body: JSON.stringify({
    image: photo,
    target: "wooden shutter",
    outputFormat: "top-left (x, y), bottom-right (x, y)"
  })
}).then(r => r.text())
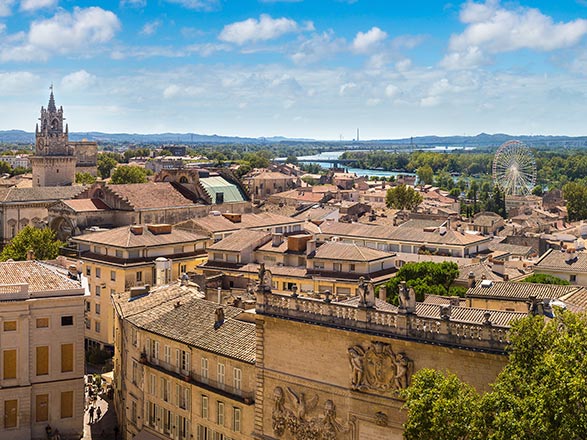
top-left (60, 391), bottom-right (73, 418)
top-left (3, 349), bottom-right (16, 379)
top-left (4, 399), bottom-right (17, 428)
top-left (61, 344), bottom-right (73, 373)
top-left (36, 394), bottom-right (49, 422)
top-left (36, 346), bottom-right (49, 376)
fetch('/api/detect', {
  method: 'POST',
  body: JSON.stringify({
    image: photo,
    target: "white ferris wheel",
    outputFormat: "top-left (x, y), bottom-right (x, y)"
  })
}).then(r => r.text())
top-left (492, 140), bottom-right (536, 196)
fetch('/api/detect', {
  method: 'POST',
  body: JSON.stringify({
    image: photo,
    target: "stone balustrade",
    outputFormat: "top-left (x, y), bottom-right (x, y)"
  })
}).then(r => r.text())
top-left (257, 290), bottom-right (510, 353)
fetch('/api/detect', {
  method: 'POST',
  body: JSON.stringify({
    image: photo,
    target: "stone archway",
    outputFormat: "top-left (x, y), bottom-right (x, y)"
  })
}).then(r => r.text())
top-left (50, 216), bottom-right (75, 241)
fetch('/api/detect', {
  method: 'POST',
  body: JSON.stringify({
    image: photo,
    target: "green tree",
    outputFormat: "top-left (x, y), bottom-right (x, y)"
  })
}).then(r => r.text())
top-left (75, 172), bottom-right (97, 184)
top-left (0, 226), bottom-right (63, 261)
top-left (384, 261), bottom-right (461, 303)
top-left (403, 312), bottom-right (587, 440)
top-left (417, 165), bottom-right (434, 185)
top-left (285, 154), bottom-right (299, 165)
top-left (97, 154), bottom-right (118, 178)
top-left (110, 165), bottom-right (148, 184)
top-left (0, 160), bottom-right (12, 175)
top-left (563, 182), bottom-right (587, 221)
top-left (385, 184), bottom-right (423, 211)
top-left (521, 273), bottom-right (570, 285)
top-left (403, 369), bottom-right (483, 440)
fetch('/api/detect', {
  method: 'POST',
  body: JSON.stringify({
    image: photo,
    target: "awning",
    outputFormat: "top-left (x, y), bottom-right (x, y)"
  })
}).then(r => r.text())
top-left (101, 371), bottom-right (114, 384)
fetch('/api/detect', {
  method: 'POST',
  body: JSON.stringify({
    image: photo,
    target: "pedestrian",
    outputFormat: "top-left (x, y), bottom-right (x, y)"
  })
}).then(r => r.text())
top-left (88, 405), bottom-right (95, 424)
top-left (96, 406), bottom-right (102, 422)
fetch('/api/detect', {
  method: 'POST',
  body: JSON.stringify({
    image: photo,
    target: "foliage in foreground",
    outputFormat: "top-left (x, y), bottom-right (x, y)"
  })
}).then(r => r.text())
top-left (0, 225), bottom-right (63, 261)
top-left (403, 312), bottom-right (587, 440)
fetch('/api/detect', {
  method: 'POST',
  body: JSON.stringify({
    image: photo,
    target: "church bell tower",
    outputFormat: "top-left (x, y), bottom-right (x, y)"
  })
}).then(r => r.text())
top-left (31, 86), bottom-right (76, 187)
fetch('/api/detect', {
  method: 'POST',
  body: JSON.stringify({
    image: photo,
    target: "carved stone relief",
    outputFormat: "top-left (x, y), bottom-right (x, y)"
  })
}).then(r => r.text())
top-left (272, 386), bottom-right (349, 440)
top-left (348, 341), bottom-right (414, 393)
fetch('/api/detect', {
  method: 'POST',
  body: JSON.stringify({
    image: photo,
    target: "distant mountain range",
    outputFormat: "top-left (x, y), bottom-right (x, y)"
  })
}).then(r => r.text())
top-left (0, 130), bottom-right (586, 147)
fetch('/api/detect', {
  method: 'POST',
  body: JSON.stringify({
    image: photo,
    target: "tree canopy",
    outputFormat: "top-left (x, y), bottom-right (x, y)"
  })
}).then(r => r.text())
top-left (110, 165), bottom-right (148, 184)
top-left (384, 261), bottom-right (462, 304)
top-left (403, 312), bottom-right (587, 440)
top-left (563, 182), bottom-right (587, 221)
top-left (0, 225), bottom-right (63, 261)
top-left (75, 172), bottom-right (97, 184)
top-left (97, 154), bottom-right (119, 178)
top-left (521, 273), bottom-right (570, 285)
top-left (385, 184), bottom-right (423, 211)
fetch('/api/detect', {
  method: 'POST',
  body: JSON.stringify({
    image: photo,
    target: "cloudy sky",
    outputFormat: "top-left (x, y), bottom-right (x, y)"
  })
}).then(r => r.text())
top-left (1, 0), bottom-right (587, 140)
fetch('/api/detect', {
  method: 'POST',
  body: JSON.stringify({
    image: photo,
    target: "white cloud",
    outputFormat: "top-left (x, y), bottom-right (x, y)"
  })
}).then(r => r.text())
top-left (163, 84), bottom-right (204, 99)
top-left (443, 0), bottom-right (587, 69)
top-left (0, 23), bottom-right (5, 34)
top-left (61, 70), bottom-right (96, 90)
top-left (291, 30), bottom-right (345, 64)
top-left (164, 0), bottom-right (217, 10)
top-left (20, 0), bottom-right (58, 12)
top-left (339, 82), bottom-right (356, 96)
top-left (141, 20), bottom-right (161, 36)
top-left (120, 0), bottom-right (146, 7)
top-left (352, 26), bottom-right (387, 54)
top-left (366, 98), bottom-right (381, 106)
top-left (0, 0), bottom-right (15, 16)
top-left (385, 84), bottom-right (400, 99)
top-left (0, 71), bottom-right (39, 93)
top-left (0, 6), bottom-right (120, 61)
top-left (219, 14), bottom-right (300, 45)
top-left (395, 58), bottom-right (412, 72)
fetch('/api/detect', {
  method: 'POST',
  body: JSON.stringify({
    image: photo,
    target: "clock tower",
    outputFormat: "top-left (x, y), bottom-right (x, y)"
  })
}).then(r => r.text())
top-left (31, 86), bottom-right (76, 187)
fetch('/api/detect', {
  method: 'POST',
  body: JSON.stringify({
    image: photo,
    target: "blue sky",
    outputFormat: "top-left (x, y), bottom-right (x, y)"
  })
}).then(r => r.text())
top-left (1, 0), bottom-right (587, 139)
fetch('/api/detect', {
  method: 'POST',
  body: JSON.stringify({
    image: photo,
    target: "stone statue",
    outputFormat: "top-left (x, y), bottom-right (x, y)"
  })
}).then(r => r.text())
top-left (392, 352), bottom-right (413, 390)
top-left (348, 346), bottom-right (365, 390)
top-left (272, 387), bottom-right (288, 436)
top-left (287, 387), bottom-right (318, 421)
top-left (357, 277), bottom-right (367, 307)
top-left (257, 262), bottom-right (273, 293)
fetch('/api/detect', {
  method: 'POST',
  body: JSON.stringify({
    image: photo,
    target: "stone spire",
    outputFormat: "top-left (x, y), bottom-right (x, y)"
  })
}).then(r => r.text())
top-left (48, 84), bottom-right (56, 113)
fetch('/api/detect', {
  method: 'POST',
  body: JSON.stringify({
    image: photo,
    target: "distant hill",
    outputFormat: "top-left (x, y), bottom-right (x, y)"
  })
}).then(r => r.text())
top-left (0, 130), bottom-right (315, 144)
top-left (0, 130), bottom-right (586, 147)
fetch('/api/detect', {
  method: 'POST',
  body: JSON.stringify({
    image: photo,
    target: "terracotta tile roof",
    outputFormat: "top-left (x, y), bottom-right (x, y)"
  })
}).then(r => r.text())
top-left (561, 289), bottom-right (587, 313)
top-left (337, 296), bottom-right (398, 312)
top-left (177, 212), bottom-right (303, 234)
top-left (71, 225), bottom-right (207, 248)
top-left (0, 261), bottom-right (81, 293)
top-left (238, 263), bottom-right (308, 278)
top-left (247, 171), bottom-right (296, 181)
top-left (207, 229), bottom-right (270, 252)
top-left (389, 223), bottom-right (488, 246)
top-left (113, 283), bottom-right (255, 363)
top-left (457, 261), bottom-right (527, 283)
top-left (62, 198), bottom-right (109, 212)
top-left (535, 248), bottom-right (587, 273)
top-left (314, 242), bottom-right (394, 261)
top-left (320, 221), bottom-right (393, 239)
top-left (107, 182), bottom-right (195, 209)
top-left (423, 294), bottom-right (467, 307)
top-left (466, 281), bottom-right (584, 300)
top-left (415, 303), bottom-right (525, 327)
top-left (271, 189), bottom-right (325, 203)
top-left (0, 186), bottom-right (85, 203)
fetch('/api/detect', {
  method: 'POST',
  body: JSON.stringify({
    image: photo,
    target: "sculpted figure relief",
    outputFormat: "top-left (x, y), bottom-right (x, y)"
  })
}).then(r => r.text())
top-left (348, 341), bottom-right (414, 393)
top-left (271, 386), bottom-right (349, 440)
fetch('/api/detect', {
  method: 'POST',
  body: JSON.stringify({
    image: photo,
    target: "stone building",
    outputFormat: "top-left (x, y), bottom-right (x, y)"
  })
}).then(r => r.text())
top-left (30, 89), bottom-right (77, 187)
top-left (254, 282), bottom-right (522, 439)
top-left (66, 224), bottom-right (208, 351)
top-left (0, 261), bottom-right (85, 440)
top-left (0, 186), bottom-right (85, 246)
top-left (29, 89), bottom-right (98, 186)
top-left (112, 282), bottom-right (256, 440)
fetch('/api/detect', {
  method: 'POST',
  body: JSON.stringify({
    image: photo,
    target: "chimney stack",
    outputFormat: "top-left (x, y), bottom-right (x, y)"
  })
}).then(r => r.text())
top-left (467, 271), bottom-right (476, 288)
top-left (272, 233), bottom-right (284, 247)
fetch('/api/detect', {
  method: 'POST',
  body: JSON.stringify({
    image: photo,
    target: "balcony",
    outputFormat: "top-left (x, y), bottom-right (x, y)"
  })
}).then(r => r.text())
top-left (142, 356), bottom-right (254, 405)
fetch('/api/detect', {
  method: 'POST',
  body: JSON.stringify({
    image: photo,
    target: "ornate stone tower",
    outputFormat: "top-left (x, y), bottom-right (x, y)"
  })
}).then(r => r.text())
top-left (30, 87), bottom-right (76, 187)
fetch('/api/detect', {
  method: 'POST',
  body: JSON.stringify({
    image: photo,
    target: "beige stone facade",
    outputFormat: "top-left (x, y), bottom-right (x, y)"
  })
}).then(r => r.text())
top-left (0, 261), bottom-right (85, 440)
top-left (253, 289), bottom-right (514, 440)
top-left (112, 283), bottom-right (256, 440)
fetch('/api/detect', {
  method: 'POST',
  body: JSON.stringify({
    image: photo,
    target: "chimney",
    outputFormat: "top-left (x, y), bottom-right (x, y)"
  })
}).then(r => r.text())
top-left (222, 213), bottom-right (242, 223)
top-left (272, 233), bottom-right (284, 247)
top-left (306, 240), bottom-right (317, 256)
top-left (467, 271), bottom-right (476, 288)
top-left (154, 257), bottom-right (172, 286)
top-left (130, 225), bottom-right (143, 235)
top-left (378, 285), bottom-right (387, 302)
top-left (130, 285), bottom-right (150, 299)
top-left (492, 259), bottom-right (505, 276)
top-left (26, 249), bottom-right (35, 261)
top-left (214, 307), bottom-right (225, 329)
top-left (147, 224), bottom-right (172, 235)
top-left (566, 247), bottom-right (577, 263)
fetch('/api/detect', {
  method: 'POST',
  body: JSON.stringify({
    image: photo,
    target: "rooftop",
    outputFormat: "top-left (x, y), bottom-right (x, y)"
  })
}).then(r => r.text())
top-left (466, 280), bottom-right (584, 300)
top-left (0, 261), bottom-right (83, 298)
top-left (207, 229), bottom-right (270, 252)
top-left (71, 225), bottom-right (207, 248)
top-left (534, 248), bottom-right (587, 273)
top-left (107, 182), bottom-right (196, 209)
top-left (113, 283), bottom-right (255, 363)
top-left (0, 186), bottom-right (85, 203)
top-left (313, 242), bottom-right (394, 262)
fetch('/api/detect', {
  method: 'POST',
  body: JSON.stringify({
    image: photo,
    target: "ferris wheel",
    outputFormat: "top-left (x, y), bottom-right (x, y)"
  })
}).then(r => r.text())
top-left (492, 140), bottom-right (536, 196)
